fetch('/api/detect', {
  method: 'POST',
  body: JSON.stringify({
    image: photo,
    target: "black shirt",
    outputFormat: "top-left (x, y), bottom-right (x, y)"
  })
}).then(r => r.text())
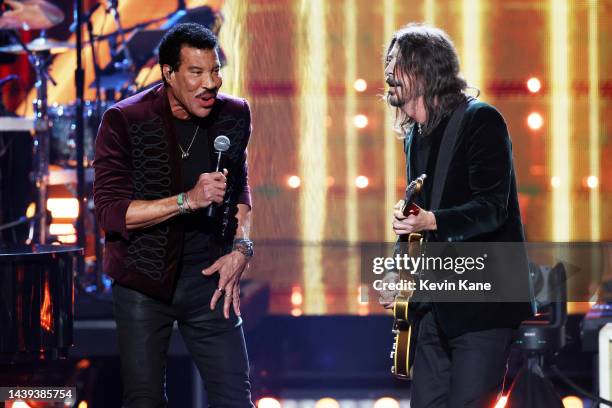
top-left (409, 116), bottom-right (449, 210)
top-left (173, 117), bottom-right (221, 275)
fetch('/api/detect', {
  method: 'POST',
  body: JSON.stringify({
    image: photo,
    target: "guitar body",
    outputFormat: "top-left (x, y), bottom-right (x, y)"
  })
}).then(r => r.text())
top-left (389, 174), bottom-right (427, 380)
top-left (392, 297), bottom-right (416, 378)
top-left (390, 232), bottom-right (424, 380)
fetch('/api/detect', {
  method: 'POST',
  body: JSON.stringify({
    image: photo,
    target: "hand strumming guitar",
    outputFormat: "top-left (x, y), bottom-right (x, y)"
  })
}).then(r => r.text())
top-left (379, 272), bottom-right (400, 310)
top-left (392, 199), bottom-right (437, 235)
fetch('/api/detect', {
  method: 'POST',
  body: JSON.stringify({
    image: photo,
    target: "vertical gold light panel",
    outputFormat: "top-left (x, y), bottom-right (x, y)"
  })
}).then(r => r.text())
top-left (424, 0), bottom-right (436, 26)
top-left (344, 0), bottom-right (358, 245)
top-left (550, 0), bottom-right (571, 241)
top-left (297, 0), bottom-right (327, 314)
top-left (462, 0), bottom-right (482, 94)
top-left (218, 0), bottom-right (248, 97)
top-left (344, 0), bottom-right (360, 313)
top-left (588, 0), bottom-right (600, 241)
top-left (384, 0), bottom-right (398, 242)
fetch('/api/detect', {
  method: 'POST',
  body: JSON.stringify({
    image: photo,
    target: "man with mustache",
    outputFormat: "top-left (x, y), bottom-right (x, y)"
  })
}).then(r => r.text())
top-left (380, 24), bottom-right (531, 407)
top-left (94, 23), bottom-right (254, 407)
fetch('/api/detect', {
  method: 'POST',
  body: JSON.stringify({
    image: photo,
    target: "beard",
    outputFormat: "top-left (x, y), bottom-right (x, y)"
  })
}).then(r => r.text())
top-left (386, 76), bottom-right (404, 108)
top-left (387, 92), bottom-right (404, 108)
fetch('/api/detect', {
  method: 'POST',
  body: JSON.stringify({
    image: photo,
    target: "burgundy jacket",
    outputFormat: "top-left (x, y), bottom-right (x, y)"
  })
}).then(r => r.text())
top-left (93, 84), bottom-right (252, 301)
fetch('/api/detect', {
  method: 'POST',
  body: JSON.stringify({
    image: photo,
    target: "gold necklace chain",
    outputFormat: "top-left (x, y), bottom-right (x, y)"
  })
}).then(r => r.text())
top-left (178, 119), bottom-right (201, 160)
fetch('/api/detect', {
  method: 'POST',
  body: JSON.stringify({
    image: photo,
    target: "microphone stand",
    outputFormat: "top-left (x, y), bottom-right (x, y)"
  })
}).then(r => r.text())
top-left (106, 0), bottom-right (135, 98)
top-left (71, 2), bottom-right (102, 108)
top-left (84, 9), bottom-right (102, 119)
top-left (74, 0), bottom-right (86, 278)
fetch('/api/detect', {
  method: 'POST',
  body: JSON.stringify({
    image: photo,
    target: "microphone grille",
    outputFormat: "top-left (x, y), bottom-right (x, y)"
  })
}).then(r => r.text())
top-left (214, 135), bottom-right (231, 152)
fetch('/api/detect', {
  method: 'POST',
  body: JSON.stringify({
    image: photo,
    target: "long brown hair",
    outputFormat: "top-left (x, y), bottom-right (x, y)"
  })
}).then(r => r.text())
top-left (385, 23), bottom-right (473, 135)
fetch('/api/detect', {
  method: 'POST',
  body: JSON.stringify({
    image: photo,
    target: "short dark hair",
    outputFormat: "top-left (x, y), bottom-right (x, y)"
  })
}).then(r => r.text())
top-left (157, 23), bottom-right (218, 80)
top-left (386, 23), bottom-right (470, 134)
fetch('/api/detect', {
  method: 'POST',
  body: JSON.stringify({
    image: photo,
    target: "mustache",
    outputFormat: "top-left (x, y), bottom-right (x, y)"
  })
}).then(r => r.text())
top-left (386, 77), bottom-right (401, 87)
top-left (196, 88), bottom-right (219, 98)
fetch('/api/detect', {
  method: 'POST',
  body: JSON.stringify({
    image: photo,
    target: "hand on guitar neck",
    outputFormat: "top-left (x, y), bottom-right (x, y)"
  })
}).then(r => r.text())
top-left (391, 173), bottom-right (436, 236)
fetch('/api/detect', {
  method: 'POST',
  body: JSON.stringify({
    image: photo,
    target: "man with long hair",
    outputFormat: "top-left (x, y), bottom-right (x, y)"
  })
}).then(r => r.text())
top-left (380, 24), bottom-right (532, 407)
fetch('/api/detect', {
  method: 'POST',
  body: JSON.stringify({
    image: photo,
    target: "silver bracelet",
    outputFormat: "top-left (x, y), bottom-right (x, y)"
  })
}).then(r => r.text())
top-left (232, 238), bottom-right (254, 259)
top-left (183, 193), bottom-right (194, 212)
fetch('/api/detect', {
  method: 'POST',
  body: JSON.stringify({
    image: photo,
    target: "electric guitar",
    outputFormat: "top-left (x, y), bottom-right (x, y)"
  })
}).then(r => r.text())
top-left (390, 173), bottom-right (427, 380)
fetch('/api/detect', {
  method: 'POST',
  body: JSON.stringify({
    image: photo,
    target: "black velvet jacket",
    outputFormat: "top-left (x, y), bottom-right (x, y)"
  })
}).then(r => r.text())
top-left (406, 100), bottom-right (532, 337)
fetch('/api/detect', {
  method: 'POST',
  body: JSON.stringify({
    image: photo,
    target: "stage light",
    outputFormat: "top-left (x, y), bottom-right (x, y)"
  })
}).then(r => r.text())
top-left (47, 198), bottom-right (79, 219)
top-left (11, 402), bottom-right (31, 408)
top-left (550, 0), bottom-right (571, 241)
top-left (353, 114), bottom-right (368, 129)
top-left (586, 175), bottom-right (599, 189)
top-left (315, 398), bottom-right (339, 408)
top-left (354, 78), bottom-right (367, 92)
top-left (291, 286), bottom-right (303, 306)
top-left (290, 308), bottom-right (303, 317)
top-left (78, 401), bottom-right (88, 408)
top-left (77, 359), bottom-right (91, 369)
top-left (258, 397), bottom-right (281, 408)
top-left (355, 176), bottom-right (369, 189)
top-left (527, 112), bottom-right (543, 130)
top-left (345, 1), bottom-right (359, 246)
top-left (562, 396), bottom-right (583, 408)
top-left (373, 397), bottom-right (399, 408)
top-left (57, 234), bottom-right (77, 244)
top-left (551, 176), bottom-right (561, 189)
top-left (50, 223), bottom-right (76, 236)
top-left (26, 202), bottom-right (36, 218)
top-left (287, 175), bottom-right (301, 189)
top-left (527, 77), bottom-right (542, 93)
top-left (587, 0), bottom-right (600, 242)
top-left (494, 396), bottom-right (508, 408)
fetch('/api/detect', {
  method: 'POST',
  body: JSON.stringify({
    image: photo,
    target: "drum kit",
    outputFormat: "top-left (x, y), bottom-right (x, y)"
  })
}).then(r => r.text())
top-left (0, 0), bottom-right (222, 290)
top-left (0, 0), bottom-right (224, 244)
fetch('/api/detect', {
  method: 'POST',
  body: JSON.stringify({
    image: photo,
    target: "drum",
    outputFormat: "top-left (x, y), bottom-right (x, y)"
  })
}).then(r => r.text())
top-left (49, 101), bottom-right (108, 167)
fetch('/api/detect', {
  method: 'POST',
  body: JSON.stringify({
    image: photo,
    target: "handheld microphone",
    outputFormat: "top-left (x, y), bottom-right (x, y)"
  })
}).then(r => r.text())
top-left (207, 135), bottom-right (231, 217)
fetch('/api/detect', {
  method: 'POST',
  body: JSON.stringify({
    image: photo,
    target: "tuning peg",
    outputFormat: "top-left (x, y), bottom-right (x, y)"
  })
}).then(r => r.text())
top-left (391, 366), bottom-right (396, 374)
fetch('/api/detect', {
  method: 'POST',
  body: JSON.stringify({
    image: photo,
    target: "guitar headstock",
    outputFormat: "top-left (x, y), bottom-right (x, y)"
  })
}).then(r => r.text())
top-left (404, 173), bottom-right (427, 207)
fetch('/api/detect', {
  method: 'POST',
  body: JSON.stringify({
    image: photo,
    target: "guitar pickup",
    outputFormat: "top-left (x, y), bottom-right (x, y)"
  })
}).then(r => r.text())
top-left (393, 319), bottom-right (410, 331)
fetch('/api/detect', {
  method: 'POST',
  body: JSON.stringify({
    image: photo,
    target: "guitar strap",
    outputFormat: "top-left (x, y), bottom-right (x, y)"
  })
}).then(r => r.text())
top-left (429, 97), bottom-right (475, 211)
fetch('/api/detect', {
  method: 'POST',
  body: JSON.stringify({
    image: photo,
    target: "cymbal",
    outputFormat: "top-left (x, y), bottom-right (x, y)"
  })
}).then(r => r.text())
top-left (0, 0), bottom-right (65, 30)
top-left (0, 37), bottom-right (74, 54)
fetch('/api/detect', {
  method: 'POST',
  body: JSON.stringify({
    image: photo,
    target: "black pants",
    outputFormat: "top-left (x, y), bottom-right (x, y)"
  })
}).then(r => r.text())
top-left (410, 311), bottom-right (514, 408)
top-left (112, 270), bottom-right (254, 408)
